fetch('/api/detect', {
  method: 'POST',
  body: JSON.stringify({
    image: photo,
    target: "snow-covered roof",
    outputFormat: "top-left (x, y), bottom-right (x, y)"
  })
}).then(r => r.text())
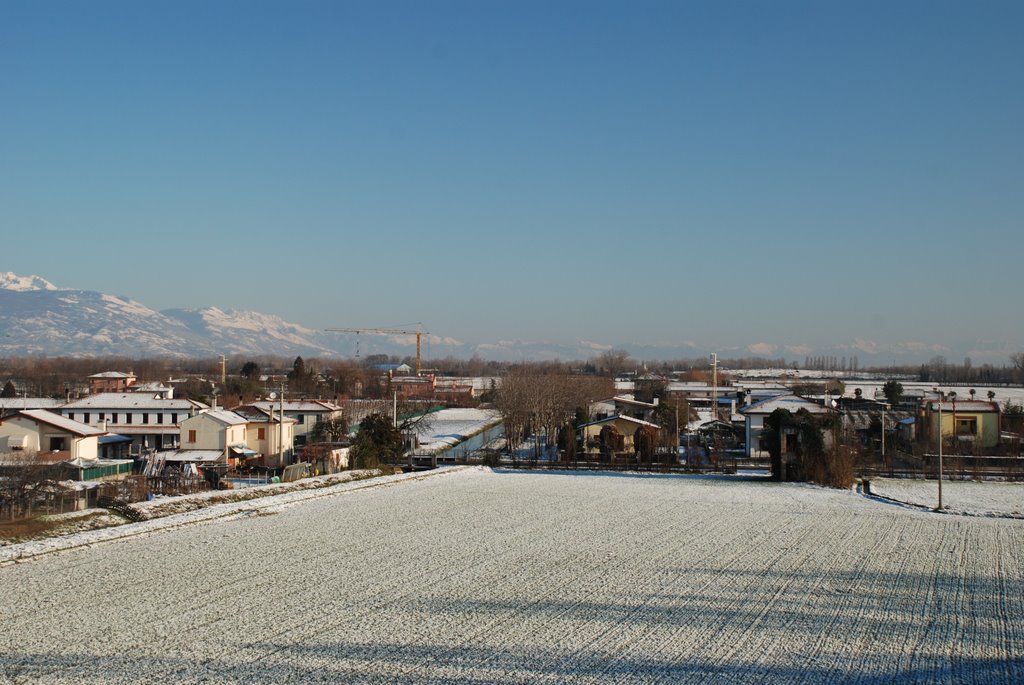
top-left (247, 400), bottom-right (341, 413)
top-left (924, 400), bottom-right (1000, 413)
top-left (739, 395), bottom-right (832, 416)
top-left (132, 382), bottom-right (171, 392)
top-left (0, 398), bottom-right (63, 411)
top-left (233, 406), bottom-right (297, 423)
top-left (64, 457), bottom-right (133, 467)
top-left (89, 371), bottom-right (136, 379)
top-left (369, 363), bottom-right (411, 371)
top-left (156, 449), bottom-right (226, 463)
top-left (580, 414), bottom-right (661, 430)
top-left (612, 396), bottom-right (657, 408)
top-left (9, 409), bottom-right (106, 436)
top-left (63, 393), bottom-right (206, 410)
top-left (197, 409), bottom-right (248, 426)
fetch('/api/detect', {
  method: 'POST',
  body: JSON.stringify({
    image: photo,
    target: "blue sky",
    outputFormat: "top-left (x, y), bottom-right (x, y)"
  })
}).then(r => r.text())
top-left (3, 1), bottom-right (1022, 363)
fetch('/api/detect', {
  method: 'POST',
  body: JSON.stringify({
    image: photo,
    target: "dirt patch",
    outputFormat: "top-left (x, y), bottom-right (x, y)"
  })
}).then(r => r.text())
top-left (0, 511), bottom-right (124, 543)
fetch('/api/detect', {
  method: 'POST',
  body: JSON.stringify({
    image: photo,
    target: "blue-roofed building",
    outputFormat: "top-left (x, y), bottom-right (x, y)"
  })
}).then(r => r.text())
top-left (369, 363), bottom-right (413, 375)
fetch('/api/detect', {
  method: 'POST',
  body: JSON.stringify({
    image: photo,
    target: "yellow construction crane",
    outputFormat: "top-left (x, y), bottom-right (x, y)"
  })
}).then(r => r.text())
top-left (325, 324), bottom-right (428, 375)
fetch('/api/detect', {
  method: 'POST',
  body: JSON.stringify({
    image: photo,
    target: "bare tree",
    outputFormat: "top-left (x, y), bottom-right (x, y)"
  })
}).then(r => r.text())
top-left (594, 349), bottom-right (633, 378)
top-left (0, 450), bottom-right (63, 519)
top-left (494, 364), bottom-right (611, 458)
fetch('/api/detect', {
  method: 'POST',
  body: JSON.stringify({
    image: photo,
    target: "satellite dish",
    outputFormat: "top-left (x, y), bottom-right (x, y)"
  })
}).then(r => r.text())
top-left (269, 392), bottom-right (277, 400)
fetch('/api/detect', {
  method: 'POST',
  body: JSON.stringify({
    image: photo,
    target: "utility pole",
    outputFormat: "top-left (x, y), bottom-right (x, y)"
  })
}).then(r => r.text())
top-left (675, 403), bottom-right (680, 451)
top-left (710, 353), bottom-right (718, 421)
top-left (279, 379), bottom-right (285, 466)
top-left (937, 396), bottom-right (943, 510)
top-left (881, 404), bottom-right (887, 464)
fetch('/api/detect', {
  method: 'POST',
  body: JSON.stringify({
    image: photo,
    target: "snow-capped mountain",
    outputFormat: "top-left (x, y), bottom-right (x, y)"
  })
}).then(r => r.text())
top-left (0, 273), bottom-right (741, 362)
top-left (0, 272), bottom-right (59, 292)
top-left (0, 272), bottom-right (621, 360)
top-left (0, 274), bottom-right (340, 358)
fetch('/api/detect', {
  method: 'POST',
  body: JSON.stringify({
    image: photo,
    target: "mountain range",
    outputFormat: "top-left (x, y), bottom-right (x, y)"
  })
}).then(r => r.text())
top-left (0, 272), bottom-right (670, 362)
top-left (3, 272), bottom-right (1000, 365)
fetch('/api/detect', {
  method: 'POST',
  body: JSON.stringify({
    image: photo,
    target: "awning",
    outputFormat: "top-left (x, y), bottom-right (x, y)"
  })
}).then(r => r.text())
top-left (229, 444), bottom-right (258, 457)
top-left (6, 435), bottom-right (28, 449)
top-left (99, 434), bottom-right (134, 445)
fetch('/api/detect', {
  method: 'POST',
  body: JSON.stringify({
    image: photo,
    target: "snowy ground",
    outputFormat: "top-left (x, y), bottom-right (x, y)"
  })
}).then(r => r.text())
top-left (870, 477), bottom-right (1024, 518)
top-left (413, 407), bottom-right (501, 453)
top-left (1, 469), bottom-right (1022, 684)
top-left (0, 468), bottom-right (440, 563)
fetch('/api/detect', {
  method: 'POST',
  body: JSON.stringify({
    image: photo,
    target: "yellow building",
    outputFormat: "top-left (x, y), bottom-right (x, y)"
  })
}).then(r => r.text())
top-left (580, 415), bottom-right (661, 457)
top-left (919, 400), bottom-right (1000, 450)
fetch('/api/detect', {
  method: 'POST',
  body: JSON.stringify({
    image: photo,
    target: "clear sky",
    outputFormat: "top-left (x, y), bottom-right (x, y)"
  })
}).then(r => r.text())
top-left (3, 0), bottom-right (1022, 364)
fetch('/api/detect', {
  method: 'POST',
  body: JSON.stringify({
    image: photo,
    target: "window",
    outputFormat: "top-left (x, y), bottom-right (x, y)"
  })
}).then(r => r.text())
top-left (142, 413), bottom-right (149, 425)
top-left (187, 429), bottom-right (197, 443)
top-left (111, 413), bottom-right (118, 424)
top-left (957, 418), bottom-right (978, 435)
top-left (157, 413), bottom-right (163, 425)
top-left (99, 413), bottom-right (105, 422)
top-left (83, 413), bottom-right (90, 424)
top-left (68, 413), bottom-right (75, 421)
top-left (296, 414), bottom-right (304, 425)
top-left (125, 414), bottom-right (132, 424)
top-left (258, 427), bottom-right (266, 440)
top-left (171, 413), bottom-right (178, 424)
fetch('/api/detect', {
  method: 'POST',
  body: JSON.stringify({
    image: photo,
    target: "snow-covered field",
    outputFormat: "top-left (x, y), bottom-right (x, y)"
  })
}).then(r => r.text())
top-left (871, 477), bottom-right (1024, 517)
top-left (2, 468), bottom-right (1022, 684)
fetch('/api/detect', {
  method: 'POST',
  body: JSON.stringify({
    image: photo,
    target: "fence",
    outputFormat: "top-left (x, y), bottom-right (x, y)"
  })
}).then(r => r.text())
top-left (857, 449), bottom-right (1024, 481)
top-left (0, 487), bottom-right (91, 521)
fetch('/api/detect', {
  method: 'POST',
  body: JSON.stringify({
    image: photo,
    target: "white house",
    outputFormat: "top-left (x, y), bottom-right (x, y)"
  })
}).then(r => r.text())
top-left (0, 409), bottom-right (105, 461)
top-left (61, 393), bottom-right (208, 452)
top-left (739, 395), bottom-right (834, 458)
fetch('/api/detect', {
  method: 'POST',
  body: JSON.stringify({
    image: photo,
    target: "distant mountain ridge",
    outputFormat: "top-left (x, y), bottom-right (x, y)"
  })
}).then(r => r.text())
top-left (0, 272), bottom-right (335, 358)
top-left (2, 272), bottom-right (967, 364)
top-left (0, 272), bottom-right (637, 361)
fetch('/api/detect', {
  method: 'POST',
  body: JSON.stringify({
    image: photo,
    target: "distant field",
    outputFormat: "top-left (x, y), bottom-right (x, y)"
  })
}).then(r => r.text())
top-left (2, 469), bottom-right (1022, 684)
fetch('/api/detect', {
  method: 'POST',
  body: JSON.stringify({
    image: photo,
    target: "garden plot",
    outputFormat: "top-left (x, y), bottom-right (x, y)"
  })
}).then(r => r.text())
top-left (1, 468), bottom-right (1023, 684)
